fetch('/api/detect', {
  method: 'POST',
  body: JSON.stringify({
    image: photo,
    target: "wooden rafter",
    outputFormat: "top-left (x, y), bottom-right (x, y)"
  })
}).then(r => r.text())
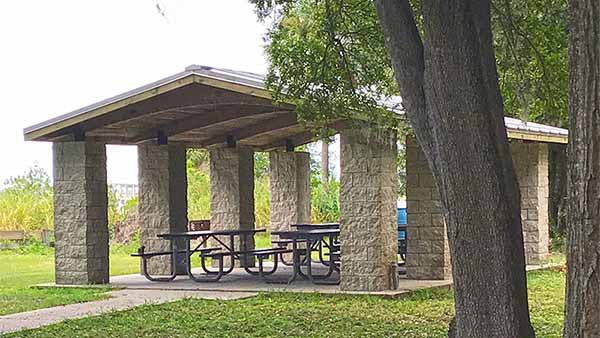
top-left (201, 113), bottom-right (299, 147)
top-left (127, 106), bottom-right (291, 143)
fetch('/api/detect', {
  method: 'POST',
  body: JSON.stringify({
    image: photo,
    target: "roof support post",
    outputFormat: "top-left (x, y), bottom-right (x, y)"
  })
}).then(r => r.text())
top-left (405, 136), bottom-right (452, 280)
top-left (209, 145), bottom-right (255, 267)
top-left (138, 142), bottom-right (188, 275)
top-left (510, 141), bottom-right (550, 264)
top-left (53, 140), bottom-right (109, 285)
top-left (339, 125), bottom-right (399, 291)
top-left (269, 151), bottom-right (311, 234)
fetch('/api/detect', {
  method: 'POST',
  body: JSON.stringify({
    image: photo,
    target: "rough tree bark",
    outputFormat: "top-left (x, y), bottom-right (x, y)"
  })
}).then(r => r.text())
top-left (549, 143), bottom-right (567, 236)
top-left (321, 139), bottom-right (330, 190)
top-left (374, 1), bottom-right (535, 337)
top-left (563, 0), bottom-right (600, 336)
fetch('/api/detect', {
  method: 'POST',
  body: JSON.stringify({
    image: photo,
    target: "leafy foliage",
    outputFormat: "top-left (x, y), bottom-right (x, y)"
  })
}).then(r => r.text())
top-left (253, 0), bottom-right (568, 127)
top-left (187, 155), bottom-right (211, 221)
top-left (1, 152), bottom-right (340, 235)
top-left (311, 178), bottom-right (339, 222)
top-left (264, 0), bottom-right (399, 129)
top-left (492, 0), bottom-right (568, 126)
top-left (0, 166), bottom-right (53, 231)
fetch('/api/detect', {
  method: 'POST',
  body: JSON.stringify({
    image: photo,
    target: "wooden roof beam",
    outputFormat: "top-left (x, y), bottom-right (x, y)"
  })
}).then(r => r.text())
top-left (128, 106), bottom-right (290, 143)
top-left (258, 120), bottom-right (346, 151)
top-left (259, 131), bottom-right (316, 151)
top-left (201, 114), bottom-right (299, 147)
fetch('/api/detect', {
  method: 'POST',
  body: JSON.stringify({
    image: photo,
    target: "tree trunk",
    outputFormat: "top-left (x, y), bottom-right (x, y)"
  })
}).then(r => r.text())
top-left (374, 1), bottom-right (535, 337)
top-left (563, 0), bottom-right (600, 336)
top-left (549, 143), bottom-right (567, 236)
top-left (321, 139), bottom-right (330, 190)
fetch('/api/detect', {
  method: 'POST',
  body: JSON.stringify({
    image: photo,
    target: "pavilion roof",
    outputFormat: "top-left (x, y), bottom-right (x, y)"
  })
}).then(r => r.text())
top-left (24, 64), bottom-right (568, 146)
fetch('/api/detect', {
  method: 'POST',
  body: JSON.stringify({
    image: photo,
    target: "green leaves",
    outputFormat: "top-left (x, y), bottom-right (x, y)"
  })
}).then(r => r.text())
top-left (256, 0), bottom-right (568, 128)
top-left (492, 0), bottom-right (568, 126)
top-left (264, 0), bottom-right (399, 130)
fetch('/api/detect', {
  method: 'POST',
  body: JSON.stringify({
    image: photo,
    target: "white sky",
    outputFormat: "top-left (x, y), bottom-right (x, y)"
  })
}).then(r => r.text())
top-left (0, 0), bottom-right (277, 185)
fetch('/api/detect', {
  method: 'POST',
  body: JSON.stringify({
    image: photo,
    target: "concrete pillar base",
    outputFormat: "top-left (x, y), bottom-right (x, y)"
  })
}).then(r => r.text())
top-left (53, 141), bottom-right (109, 285)
top-left (209, 146), bottom-right (255, 267)
top-left (339, 126), bottom-right (398, 291)
top-left (405, 136), bottom-right (452, 280)
top-left (138, 143), bottom-right (188, 275)
top-left (269, 151), bottom-right (311, 232)
top-left (511, 141), bottom-right (550, 265)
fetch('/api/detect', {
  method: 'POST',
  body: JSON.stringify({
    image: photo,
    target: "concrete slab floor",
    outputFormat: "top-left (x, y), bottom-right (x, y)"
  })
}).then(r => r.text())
top-left (38, 265), bottom-right (454, 298)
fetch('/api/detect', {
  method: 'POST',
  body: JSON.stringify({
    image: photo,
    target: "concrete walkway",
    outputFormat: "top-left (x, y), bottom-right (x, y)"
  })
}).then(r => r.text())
top-left (0, 289), bottom-right (256, 334)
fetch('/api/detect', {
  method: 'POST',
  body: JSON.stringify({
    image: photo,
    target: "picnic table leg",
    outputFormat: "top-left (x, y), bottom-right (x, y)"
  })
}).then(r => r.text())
top-left (185, 239), bottom-right (224, 282)
top-left (287, 238), bottom-right (301, 284)
top-left (138, 244), bottom-right (178, 282)
top-left (305, 238), bottom-right (314, 283)
top-left (318, 239), bottom-right (331, 266)
top-left (312, 235), bottom-right (340, 285)
top-left (199, 235), bottom-right (235, 275)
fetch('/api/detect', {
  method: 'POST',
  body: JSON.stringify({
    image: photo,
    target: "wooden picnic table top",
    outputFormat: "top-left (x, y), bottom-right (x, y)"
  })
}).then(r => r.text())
top-left (272, 228), bottom-right (340, 240)
top-left (158, 228), bottom-right (265, 239)
top-left (291, 223), bottom-right (340, 230)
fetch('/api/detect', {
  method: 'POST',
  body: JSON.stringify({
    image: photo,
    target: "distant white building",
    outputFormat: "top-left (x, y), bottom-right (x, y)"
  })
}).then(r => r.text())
top-left (110, 183), bottom-right (138, 207)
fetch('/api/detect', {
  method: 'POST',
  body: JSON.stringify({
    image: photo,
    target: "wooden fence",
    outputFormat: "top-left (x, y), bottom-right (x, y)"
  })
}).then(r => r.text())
top-left (0, 229), bottom-right (53, 246)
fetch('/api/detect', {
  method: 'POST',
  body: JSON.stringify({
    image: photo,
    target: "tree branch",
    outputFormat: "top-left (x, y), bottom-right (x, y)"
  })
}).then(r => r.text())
top-left (373, 0), bottom-right (436, 164)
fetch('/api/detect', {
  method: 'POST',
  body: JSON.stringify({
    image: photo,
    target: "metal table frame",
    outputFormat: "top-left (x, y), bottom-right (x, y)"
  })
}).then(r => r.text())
top-left (272, 229), bottom-right (340, 285)
top-left (156, 229), bottom-right (266, 282)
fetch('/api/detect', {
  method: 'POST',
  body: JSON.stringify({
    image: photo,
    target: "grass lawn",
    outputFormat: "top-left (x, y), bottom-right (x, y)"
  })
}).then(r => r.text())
top-left (2, 237), bottom-right (566, 338)
top-left (0, 233), bottom-right (273, 316)
top-left (4, 268), bottom-right (565, 338)
top-left (0, 242), bottom-right (139, 316)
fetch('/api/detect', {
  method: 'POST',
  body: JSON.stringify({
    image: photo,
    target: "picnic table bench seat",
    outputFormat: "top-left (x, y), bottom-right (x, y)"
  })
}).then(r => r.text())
top-left (132, 245), bottom-right (222, 282)
top-left (131, 246), bottom-right (220, 258)
top-left (272, 239), bottom-right (307, 245)
top-left (200, 246), bottom-right (298, 279)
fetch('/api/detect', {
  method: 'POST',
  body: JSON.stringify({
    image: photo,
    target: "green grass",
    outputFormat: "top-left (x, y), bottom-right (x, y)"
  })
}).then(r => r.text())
top-left (0, 236), bottom-right (274, 316)
top-left (0, 242), bottom-right (139, 316)
top-left (1, 241), bottom-right (566, 337)
top-left (4, 268), bottom-right (566, 338)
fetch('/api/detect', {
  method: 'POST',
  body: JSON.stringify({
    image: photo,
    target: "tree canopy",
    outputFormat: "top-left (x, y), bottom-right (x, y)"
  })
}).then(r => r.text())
top-left (253, 0), bottom-right (568, 128)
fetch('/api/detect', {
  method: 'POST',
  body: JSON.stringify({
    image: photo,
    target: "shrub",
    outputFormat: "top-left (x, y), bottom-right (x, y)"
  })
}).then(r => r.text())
top-left (311, 179), bottom-right (340, 223)
top-left (0, 166), bottom-right (53, 231)
top-left (254, 176), bottom-right (271, 227)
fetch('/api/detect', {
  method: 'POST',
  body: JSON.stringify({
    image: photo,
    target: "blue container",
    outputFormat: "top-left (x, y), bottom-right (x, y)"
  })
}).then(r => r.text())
top-left (397, 207), bottom-right (407, 225)
top-left (397, 207), bottom-right (407, 241)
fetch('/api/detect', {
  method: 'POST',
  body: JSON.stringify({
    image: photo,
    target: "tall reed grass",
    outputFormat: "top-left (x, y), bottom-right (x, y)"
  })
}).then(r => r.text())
top-left (1, 159), bottom-right (340, 232)
top-left (0, 167), bottom-right (53, 231)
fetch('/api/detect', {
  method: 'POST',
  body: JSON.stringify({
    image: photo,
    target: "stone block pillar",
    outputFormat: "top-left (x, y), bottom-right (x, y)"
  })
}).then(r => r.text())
top-left (339, 126), bottom-right (398, 291)
top-left (510, 141), bottom-right (550, 264)
top-left (138, 143), bottom-right (188, 275)
top-left (53, 141), bottom-right (109, 285)
top-left (269, 151), bottom-right (311, 232)
top-left (209, 146), bottom-right (255, 266)
top-left (405, 137), bottom-right (452, 280)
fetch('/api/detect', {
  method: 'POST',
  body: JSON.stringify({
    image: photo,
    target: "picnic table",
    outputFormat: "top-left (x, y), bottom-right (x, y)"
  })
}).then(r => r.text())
top-left (291, 223), bottom-right (340, 231)
top-left (134, 225), bottom-right (342, 285)
top-left (272, 228), bottom-right (340, 285)
top-left (135, 228), bottom-right (290, 282)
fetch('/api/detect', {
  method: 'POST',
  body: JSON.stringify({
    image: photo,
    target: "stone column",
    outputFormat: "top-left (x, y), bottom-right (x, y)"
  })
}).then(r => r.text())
top-left (53, 141), bottom-right (109, 285)
top-left (510, 141), bottom-right (550, 264)
top-left (339, 126), bottom-right (398, 291)
top-left (405, 136), bottom-right (452, 280)
top-left (138, 143), bottom-right (188, 275)
top-left (269, 151), bottom-right (311, 232)
top-left (209, 146), bottom-right (255, 266)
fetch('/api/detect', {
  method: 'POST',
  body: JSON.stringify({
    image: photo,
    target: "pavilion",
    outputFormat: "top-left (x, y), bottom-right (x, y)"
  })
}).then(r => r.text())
top-left (24, 65), bottom-right (568, 291)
